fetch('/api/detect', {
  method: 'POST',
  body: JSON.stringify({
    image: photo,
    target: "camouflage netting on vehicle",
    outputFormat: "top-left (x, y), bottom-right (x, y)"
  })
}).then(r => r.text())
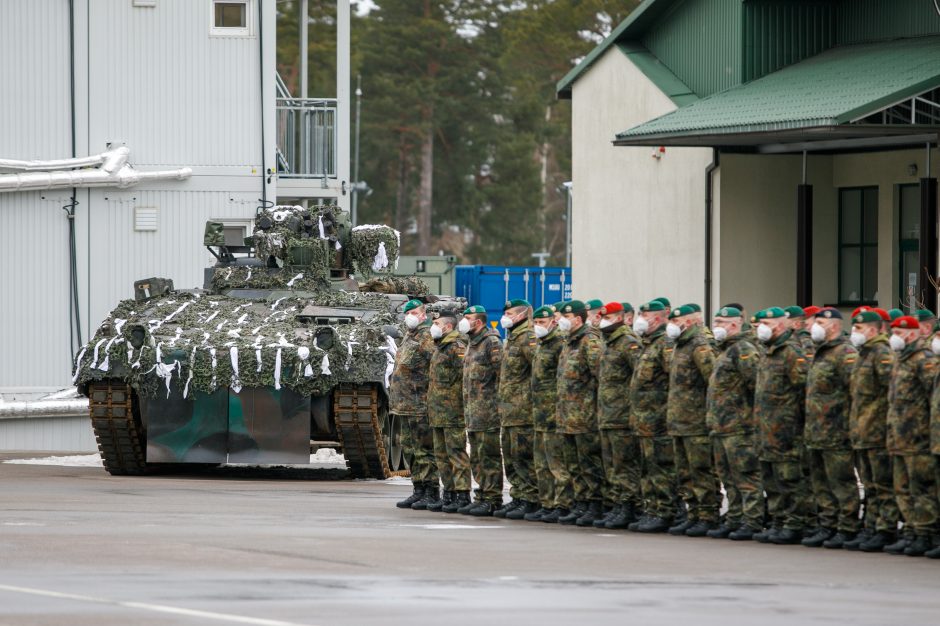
top-left (360, 275), bottom-right (430, 297)
top-left (348, 225), bottom-right (400, 277)
top-left (73, 290), bottom-right (398, 399)
top-left (210, 266), bottom-right (329, 292)
top-left (252, 205), bottom-right (337, 275)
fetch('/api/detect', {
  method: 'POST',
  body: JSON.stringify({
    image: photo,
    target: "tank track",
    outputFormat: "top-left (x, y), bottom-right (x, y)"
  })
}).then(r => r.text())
top-left (333, 384), bottom-right (408, 479)
top-left (88, 381), bottom-right (148, 476)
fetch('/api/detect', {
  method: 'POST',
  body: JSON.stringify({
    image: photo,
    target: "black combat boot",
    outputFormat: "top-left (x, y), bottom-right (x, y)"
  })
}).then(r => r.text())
top-left (468, 500), bottom-right (497, 517)
top-left (628, 513), bottom-right (652, 532)
top-left (412, 483), bottom-right (440, 510)
top-left (559, 502), bottom-right (587, 525)
top-left (770, 528), bottom-right (802, 545)
top-left (429, 490), bottom-right (453, 513)
top-left (636, 515), bottom-right (672, 533)
top-left (493, 499), bottom-right (518, 519)
top-left (396, 483), bottom-right (425, 509)
top-left (444, 491), bottom-right (470, 514)
top-left (823, 531), bottom-right (854, 549)
top-left (685, 520), bottom-right (716, 537)
top-left (668, 518), bottom-right (695, 536)
top-left (858, 531), bottom-right (892, 553)
top-left (457, 495), bottom-right (479, 515)
top-left (706, 521), bottom-right (735, 539)
top-left (884, 535), bottom-right (910, 555)
top-left (606, 504), bottom-right (637, 530)
top-left (924, 540), bottom-right (940, 559)
top-left (904, 534), bottom-right (932, 556)
top-left (525, 506), bottom-right (551, 522)
top-left (842, 528), bottom-right (872, 551)
top-left (507, 500), bottom-right (538, 520)
top-left (576, 501), bottom-right (603, 527)
top-left (728, 524), bottom-right (760, 541)
top-left (594, 505), bottom-right (618, 528)
top-left (752, 527), bottom-right (779, 544)
top-left (801, 527), bottom-right (834, 548)
top-left (541, 507), bottom-right (567, 524)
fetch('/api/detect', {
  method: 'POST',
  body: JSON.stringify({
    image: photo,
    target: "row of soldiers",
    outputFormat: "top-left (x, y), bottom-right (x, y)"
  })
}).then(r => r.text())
top-left (387, 295), bottom-right (940, 558)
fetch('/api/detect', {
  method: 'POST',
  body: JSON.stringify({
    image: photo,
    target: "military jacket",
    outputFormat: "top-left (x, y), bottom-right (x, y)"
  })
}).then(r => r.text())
top-left (848, 335), bottom-right (894, 449)
top-left (706, 332), bottom-right (759, 436)
top-left (889, 339), bottom-right (936, 454)
top-left (804, 337), bottom-right (858, 449)
top-left (462, 327), bottom-right (502, 432)
top-left (498, 320), bottom-right (536, 427)
top-left (428, 330), bottom-right (467, 428)
top-left (754, 330), bottom-right (809, 460)
top-left (667, 325), bottom-right (716, 436)
top-left (796, 329), bottom-right (816, 359)
top-left (556, 323), bottom-right (603, 434)
top-left (532, 329), bottom-right (564, 433)
top-left (629, 326), bottom-right (671, 437)
top-left (597, 324), bottom-right (642, 430)
top-left (388, 321), bottom-right (434, 416)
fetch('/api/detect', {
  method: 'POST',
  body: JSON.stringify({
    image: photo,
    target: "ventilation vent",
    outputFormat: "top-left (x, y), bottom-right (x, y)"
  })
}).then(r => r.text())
top-left (134, 206), bottom-right (158, 231)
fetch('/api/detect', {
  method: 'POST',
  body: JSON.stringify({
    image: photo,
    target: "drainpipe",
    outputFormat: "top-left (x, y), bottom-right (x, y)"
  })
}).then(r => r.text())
top-left (704, 149), bottom-right (719, 321)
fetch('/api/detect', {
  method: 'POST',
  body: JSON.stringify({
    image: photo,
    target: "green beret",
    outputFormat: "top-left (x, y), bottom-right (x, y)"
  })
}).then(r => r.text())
top-left (755, 307), bottom-right (786, 320)
top-left (504, 298), bottom-right (531, 311)
top-left (652, 296), bottom-right (671, 307)
top-left (621, 302), bottom-right (634, 313)
top-left (553, 301), bottom-right (567, 312)
top-left (403, 299), bottom-right (424, 313)
top-left (668, 305), bottom-right (696, 319)
top-left (585, 299), bottom-right (604, 311)
top-left (640, 300), bottom-right (666, 312)
top-left (562, 300), bottom-right (586, 314)
top-left (888, 308), bottom-right (904, 321)
top-left (533, 306), bottom-right (554, 319)
top-left (915, 309), bottom-right (936, 321)
top-left (685, 303), bottom-right (702, 313)
top-left (715, 306), bottom-right (742, 318)
top-left (784, 306), bottom-right (805, 319)
top-left (853, 311), bottom-right (882, 324)
top-left (463, 305), bottom-right (486, 315)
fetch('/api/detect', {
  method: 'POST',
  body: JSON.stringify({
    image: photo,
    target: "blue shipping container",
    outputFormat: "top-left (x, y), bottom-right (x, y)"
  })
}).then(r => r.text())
top-left (454, 265), bottom-right (573, 336)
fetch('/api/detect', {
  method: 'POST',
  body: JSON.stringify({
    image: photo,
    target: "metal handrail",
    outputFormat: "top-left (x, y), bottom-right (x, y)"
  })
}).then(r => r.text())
top-left (276, 97), bottom-right (338, 178)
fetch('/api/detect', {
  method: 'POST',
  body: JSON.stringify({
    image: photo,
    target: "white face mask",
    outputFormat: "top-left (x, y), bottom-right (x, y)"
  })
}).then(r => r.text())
top-left (557, 317), bottom-right (572, 332)
top-left (810, 323), bottom-right (827, 343)
top-left (404, 313), bottom-right (421, 329)
top-left (429, 324), bottom-right (443, 340)
top-left (500, 315), bottom-right (514, 330)
top-left (756, 324), bottom-right (773, 343)
top-left (850, 331), bottom-right (868, 348)
top-left (712, 326), bottom-right (728, 343)
top-left (534, 324), bottom-right (550, 339)
top-left (889, 334), bottom-right (906, 352)
top-left (458, 318), bottom-right (472, 334)
top-left (666, 322), bottom-right (681, 339)
top-left (598, 319), bottom-right (614, 330)
top-left (932, 337), bottom-right (940, 355)
top-left (633, 316), bottom-right (649, 336)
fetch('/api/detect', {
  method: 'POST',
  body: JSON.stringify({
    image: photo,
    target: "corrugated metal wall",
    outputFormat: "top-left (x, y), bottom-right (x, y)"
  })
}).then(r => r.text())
top-left (642, 0), bottom-right (743, 97)
top-left (0, 417), bottom-right (96, 452)
top-left (742, 1), bottom-right (834, 83)
top-left (836, 0), bottom-right (940, 44)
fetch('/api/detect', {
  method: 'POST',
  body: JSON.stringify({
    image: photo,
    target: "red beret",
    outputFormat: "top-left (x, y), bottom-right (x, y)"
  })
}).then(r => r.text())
top-left (803, 305), bottom-right (822, 317)
top-left (891, 315), bottom-right (920, 329)
top-left (852, 305), bottom-right (872, 318)
top-left (600, 301), bottom-right (623, 315)
top-left (873, 308), bottom-right (890, 321)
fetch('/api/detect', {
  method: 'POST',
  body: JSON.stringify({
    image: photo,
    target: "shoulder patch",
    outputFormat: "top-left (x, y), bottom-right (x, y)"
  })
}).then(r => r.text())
top-left (880, 359), bottom-right (892, 364)
top-left (739, 354), bottom-right (750, 360)
top-left (925, 362), bottom-right (934, 369)
top-left (795, 358), bottom-right (806, 363)
top-left (630, 344), bottom-right (640, 350)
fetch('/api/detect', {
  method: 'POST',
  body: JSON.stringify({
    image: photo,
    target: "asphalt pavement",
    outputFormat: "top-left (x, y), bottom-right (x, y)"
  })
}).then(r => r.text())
top-left (1, 452), bottom-right (938, 626)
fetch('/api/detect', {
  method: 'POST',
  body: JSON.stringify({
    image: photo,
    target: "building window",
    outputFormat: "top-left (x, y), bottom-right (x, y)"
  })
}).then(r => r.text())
top-left (212, 219), bottom-right (253, 247)
top-left (210, 0), bottom-right (251, 37)
top-left (899, 184), bottom-right (920, 311)
top-left (838, 187), bottom-right (878, 305)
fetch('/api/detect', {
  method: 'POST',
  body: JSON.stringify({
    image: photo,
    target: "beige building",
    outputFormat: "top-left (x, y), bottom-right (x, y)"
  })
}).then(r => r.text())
top-left (558, 0), bottom-right (940, 319)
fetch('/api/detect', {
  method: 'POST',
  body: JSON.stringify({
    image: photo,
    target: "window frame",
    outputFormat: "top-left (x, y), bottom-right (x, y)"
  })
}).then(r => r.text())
top-left (209, 0), bottom-right (252, 38)
top-left (898, 183), bottom-right (921, 310)
top-left (837, 186), bottom-right (879, 307)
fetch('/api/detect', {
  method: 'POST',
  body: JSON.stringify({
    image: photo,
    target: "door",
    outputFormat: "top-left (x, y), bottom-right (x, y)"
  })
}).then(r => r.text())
top-left (899, 184), bottom-right (920, 311)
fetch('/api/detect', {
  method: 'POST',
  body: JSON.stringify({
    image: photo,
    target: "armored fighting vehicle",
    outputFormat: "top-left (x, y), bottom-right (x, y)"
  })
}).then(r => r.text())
top-left (73, 205), bottom-right (459, 479)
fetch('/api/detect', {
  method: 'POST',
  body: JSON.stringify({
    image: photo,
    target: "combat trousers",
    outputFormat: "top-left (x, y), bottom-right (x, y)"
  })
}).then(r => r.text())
top-left (638, 436), bottom-right (676, 519)
top-left (892, 453), bottom-right (939, 536)
top-left (544, 431), bottom-right (574, 509)
top-left (566, 432), bottom-right (604, 503)
top-left (673, 435), bottom-right (720, 523)
top-left (501, 425), bottom-right (538, 502)
top-left (712, 434), bottom-right (762, 529)
top-left (400, 413), bottom-right (438, 485)
top-left (807, 448), bottom-right (861, 533)
top-left (599, 428), bottom-right (641, 509)
top-left (432, 427), bottom-right (470, 492)
top-left (534, 431), bottom-right (566, 508)
top-left (468, 429), bottom-right (503, 504)
top-left (855, 448), bottom-right (898, 534)
top-left (760, 458), bottom-right (810, 531)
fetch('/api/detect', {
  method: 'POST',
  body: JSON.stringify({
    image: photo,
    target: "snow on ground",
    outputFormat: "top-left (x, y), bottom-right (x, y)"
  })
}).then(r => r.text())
top-left (4, 454), bottom-right (103, 467)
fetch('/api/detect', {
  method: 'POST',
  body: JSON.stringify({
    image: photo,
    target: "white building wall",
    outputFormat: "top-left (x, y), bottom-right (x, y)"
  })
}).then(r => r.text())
top-left (570, 48), bottom-right (713, 306)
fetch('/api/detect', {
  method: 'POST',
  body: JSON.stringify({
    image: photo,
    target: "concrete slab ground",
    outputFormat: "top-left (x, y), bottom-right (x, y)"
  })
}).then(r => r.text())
top-left (1, 452), bottom-right (938, 626)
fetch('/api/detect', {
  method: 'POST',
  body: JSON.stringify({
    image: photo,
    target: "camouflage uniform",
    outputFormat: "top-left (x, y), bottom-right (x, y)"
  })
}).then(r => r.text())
top-left (890, 339), bottom-right (939, 537)
top-left (597, 324), bottom-right (643, 510)
top-left (499, 320), bottom-right (538, 503)
top-left (849, 334), bottom-right (898, 534)
top-left (707, 332), bottom-right (762, 529)
top-left (428, 330), bottom-right (470, 492)
top-left (532, 327), bottom-right (568, 509)
top-left (755, 330), bottom-right (811, 531)
top-left (796, 329), bottom-right (816, 359)
top-left (630, 325), bottom-right (676, 520)
top-left (463, 327), bottom-right (503, 505)
top-left (805, 336), bottom-right (860, 533)
top-left (388, 320), bottom-right (437, 486)
top-left (557, 322), bottom-right (604, 504)
top-left (667, 325), bottom-right (719, 523)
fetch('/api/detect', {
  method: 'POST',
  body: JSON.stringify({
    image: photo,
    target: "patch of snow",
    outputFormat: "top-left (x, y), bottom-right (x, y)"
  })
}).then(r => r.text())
top-left (4, 454), bottom-right (103, 467)
top-left (398, 524), bottom-right (502, 530)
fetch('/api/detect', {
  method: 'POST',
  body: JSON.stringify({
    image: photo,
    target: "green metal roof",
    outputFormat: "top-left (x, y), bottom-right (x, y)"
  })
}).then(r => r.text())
top-left (617, 43), bottom-right (698, 107)
top-left (615, 36), bottom-right (940, 146)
